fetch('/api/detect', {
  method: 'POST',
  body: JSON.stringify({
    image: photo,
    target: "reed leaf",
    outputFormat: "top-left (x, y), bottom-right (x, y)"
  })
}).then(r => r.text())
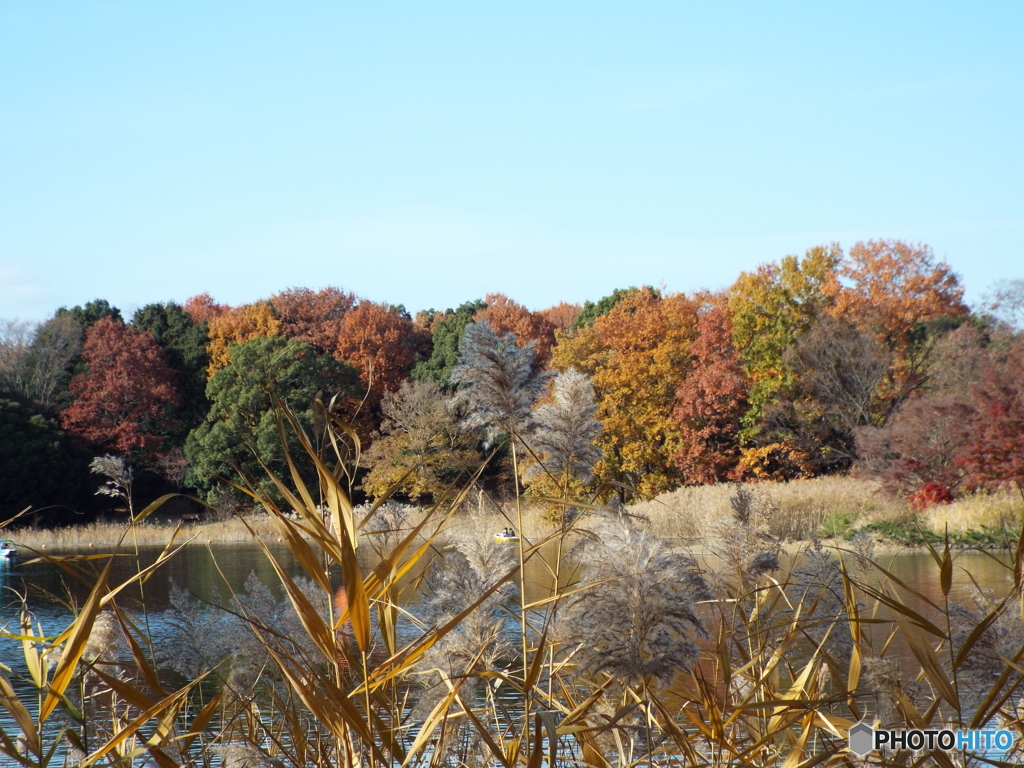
top-left (40, 554), bottom-right (112, 724)
top-left (78, 675), bottom-right (207, 766)
top-left (902, 624), bottom-right (959, 710)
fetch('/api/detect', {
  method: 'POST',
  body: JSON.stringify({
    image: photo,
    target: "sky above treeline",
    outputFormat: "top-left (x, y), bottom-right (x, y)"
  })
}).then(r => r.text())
top-left (2, 2), bottom-right (1022, 323)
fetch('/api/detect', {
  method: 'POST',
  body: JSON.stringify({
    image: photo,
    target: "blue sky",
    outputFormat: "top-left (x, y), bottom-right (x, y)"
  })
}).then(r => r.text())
top-left (2, 2), bottom-right (1022, 322)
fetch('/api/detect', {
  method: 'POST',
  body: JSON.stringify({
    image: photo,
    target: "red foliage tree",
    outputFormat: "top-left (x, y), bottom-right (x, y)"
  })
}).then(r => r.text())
top-left (855, 395), bottom-right (976, 496)
top-left (955, 341), bottom-right (1024, 491)
top-left (61, 317), bottom-right (179, 456)
top-left (673, 304), bottom-right (748, 484)
top-left (271, 286), bottom-right (356, 356)
top-left (475, 294), bottom-right (557, 365)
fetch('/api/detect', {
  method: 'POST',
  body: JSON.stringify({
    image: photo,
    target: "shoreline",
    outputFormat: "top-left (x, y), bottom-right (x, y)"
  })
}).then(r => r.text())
top-left (4, 513), bottom-right (1017, 558)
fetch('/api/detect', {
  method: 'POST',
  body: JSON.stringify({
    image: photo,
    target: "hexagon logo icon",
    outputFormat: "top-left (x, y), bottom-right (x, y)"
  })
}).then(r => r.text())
top-left (849, 723), bottom-right (874, 756)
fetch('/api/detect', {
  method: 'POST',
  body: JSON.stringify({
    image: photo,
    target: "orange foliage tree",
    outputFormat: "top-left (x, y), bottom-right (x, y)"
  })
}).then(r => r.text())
top-left (539, 302), bottom-right (581, 334)
top-left (475, 294), bottom-right (557, 365)
top-left (270, 286), bottom-right (356, 356)
top-left (61, 317), bottom-right (179, 456)
top-left (206, 302), bottom-right (282, 373)
top-left (832, 239), bottom-right (968, 353)
top-left (335, 301), bottom-right (426, 412)
top-left (182, 293), bottom-right (228, 325)
top-left (831, 239), bottom-right (968, 413)
top-left (552, 288), bottom-right (698, 499)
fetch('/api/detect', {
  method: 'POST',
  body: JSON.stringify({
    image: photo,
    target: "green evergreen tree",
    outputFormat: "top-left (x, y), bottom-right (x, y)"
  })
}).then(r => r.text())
top-left (58, 299), bottom-right (122, 328)
top-left (0, 395), bottom-right (87, 522)
top-left (411, 300), bottom-right (486, 387)
top-left (132, 302), bottom-right (211, 445)
top-left (185, 336), bottom-right (359, 500)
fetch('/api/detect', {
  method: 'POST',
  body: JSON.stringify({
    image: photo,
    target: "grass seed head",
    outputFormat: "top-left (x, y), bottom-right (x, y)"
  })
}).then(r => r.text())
top-left (562, 518), bottom-right (709, 687)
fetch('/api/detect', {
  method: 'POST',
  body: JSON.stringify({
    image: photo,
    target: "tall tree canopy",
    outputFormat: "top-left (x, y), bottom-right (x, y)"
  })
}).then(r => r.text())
top-left (132, 302), bottom-right (211, 445)
top-left (553, 288), bottom-right (698, 499)
top-left (727, 245), bottom-right (841, 434)
top-left (672, 302), bottom-right (748, 485)
top-left (0, 314), bottom-right (86, 412)
top-left (539, 303), bottom-right (581, 333)
top-left (185, 335), bottom-right (359, 499)
top-left (831, 239), bottom-right (969, 414)
top-left (206, 302), bottom-right (283, 373)
top-left (183, 293), bottom-right (228, 324)
top-left (336, 301), bottom-right (423, 401)
top-left (412, 300), bottom-right (487, 386)
top-left (570, 287), bottom-right (640, 331)
top-left (474, 294), bottom-right (557, 365)
top-left (833, 239), bottom-right (968, 354)
top-left (61, 317), bottom-right (179, 457)
top-left (270, 286), bottom-right (356, 356)
top-left (58, 299), bottom-right (122, 329)
top-left (0, 321), bottom-right (33, 397)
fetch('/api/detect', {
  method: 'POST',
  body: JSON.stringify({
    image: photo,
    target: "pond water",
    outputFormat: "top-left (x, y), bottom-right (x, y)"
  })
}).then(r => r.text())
top-left (0, 541), bottom-right (1016, 760)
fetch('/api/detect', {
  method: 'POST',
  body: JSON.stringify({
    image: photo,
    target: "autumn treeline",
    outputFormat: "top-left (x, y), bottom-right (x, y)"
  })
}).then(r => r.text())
top-left (1, 238), bottom-right (1022, 523)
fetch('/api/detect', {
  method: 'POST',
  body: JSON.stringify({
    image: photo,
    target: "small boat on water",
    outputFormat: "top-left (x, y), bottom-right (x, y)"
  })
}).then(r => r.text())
top-left (494, 530), bottom-right (520, 543)
top-left (0, 540), bottom-right (17, 560)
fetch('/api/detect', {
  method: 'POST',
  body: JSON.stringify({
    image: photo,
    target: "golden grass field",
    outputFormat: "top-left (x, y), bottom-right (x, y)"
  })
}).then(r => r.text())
top-left (7, 514), bottom-right (283, 551)
top-left (628, 475), bottom-right (1024, 543)
top-left (6, 475), bottom-right (1023, 554)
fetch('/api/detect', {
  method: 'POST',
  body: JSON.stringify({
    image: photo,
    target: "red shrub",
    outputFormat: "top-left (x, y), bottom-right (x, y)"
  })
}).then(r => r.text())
top-left (908, 482), bottom-right (955, 510)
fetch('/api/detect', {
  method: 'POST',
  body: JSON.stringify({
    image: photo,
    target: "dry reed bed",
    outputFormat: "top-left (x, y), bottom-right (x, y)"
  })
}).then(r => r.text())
top-left (629, 475), bottom-right (1024, 542)
top-left (10, 477), bottom-right (1023, 555)
top-left (921, 487), bottom-right (1024, 534)
top-left (628, 476), bottom-right (896, 540)
top-left (8, 515), bottom-right (284, 552)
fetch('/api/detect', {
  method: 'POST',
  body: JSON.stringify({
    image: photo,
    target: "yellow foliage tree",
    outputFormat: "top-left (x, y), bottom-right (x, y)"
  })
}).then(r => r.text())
top-left (551, 288), bottom-right (697, 499)
top-left (728, 245), bottom-right (841, 423)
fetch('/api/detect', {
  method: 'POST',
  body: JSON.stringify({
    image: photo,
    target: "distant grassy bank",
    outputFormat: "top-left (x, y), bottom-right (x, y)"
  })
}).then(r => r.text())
top-left (5, 476), bottom-right (1022, 553)
top-left (7, 515), bottom-right (284, 552)
top-left (629, 475), bottom-right (1024, 548)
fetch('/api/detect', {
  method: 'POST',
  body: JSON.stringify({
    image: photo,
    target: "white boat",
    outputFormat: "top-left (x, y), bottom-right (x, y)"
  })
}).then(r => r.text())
top-left (0, 540), bottom-right (16, 559)
top-left (494, 532), bottom-right (520, 543)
